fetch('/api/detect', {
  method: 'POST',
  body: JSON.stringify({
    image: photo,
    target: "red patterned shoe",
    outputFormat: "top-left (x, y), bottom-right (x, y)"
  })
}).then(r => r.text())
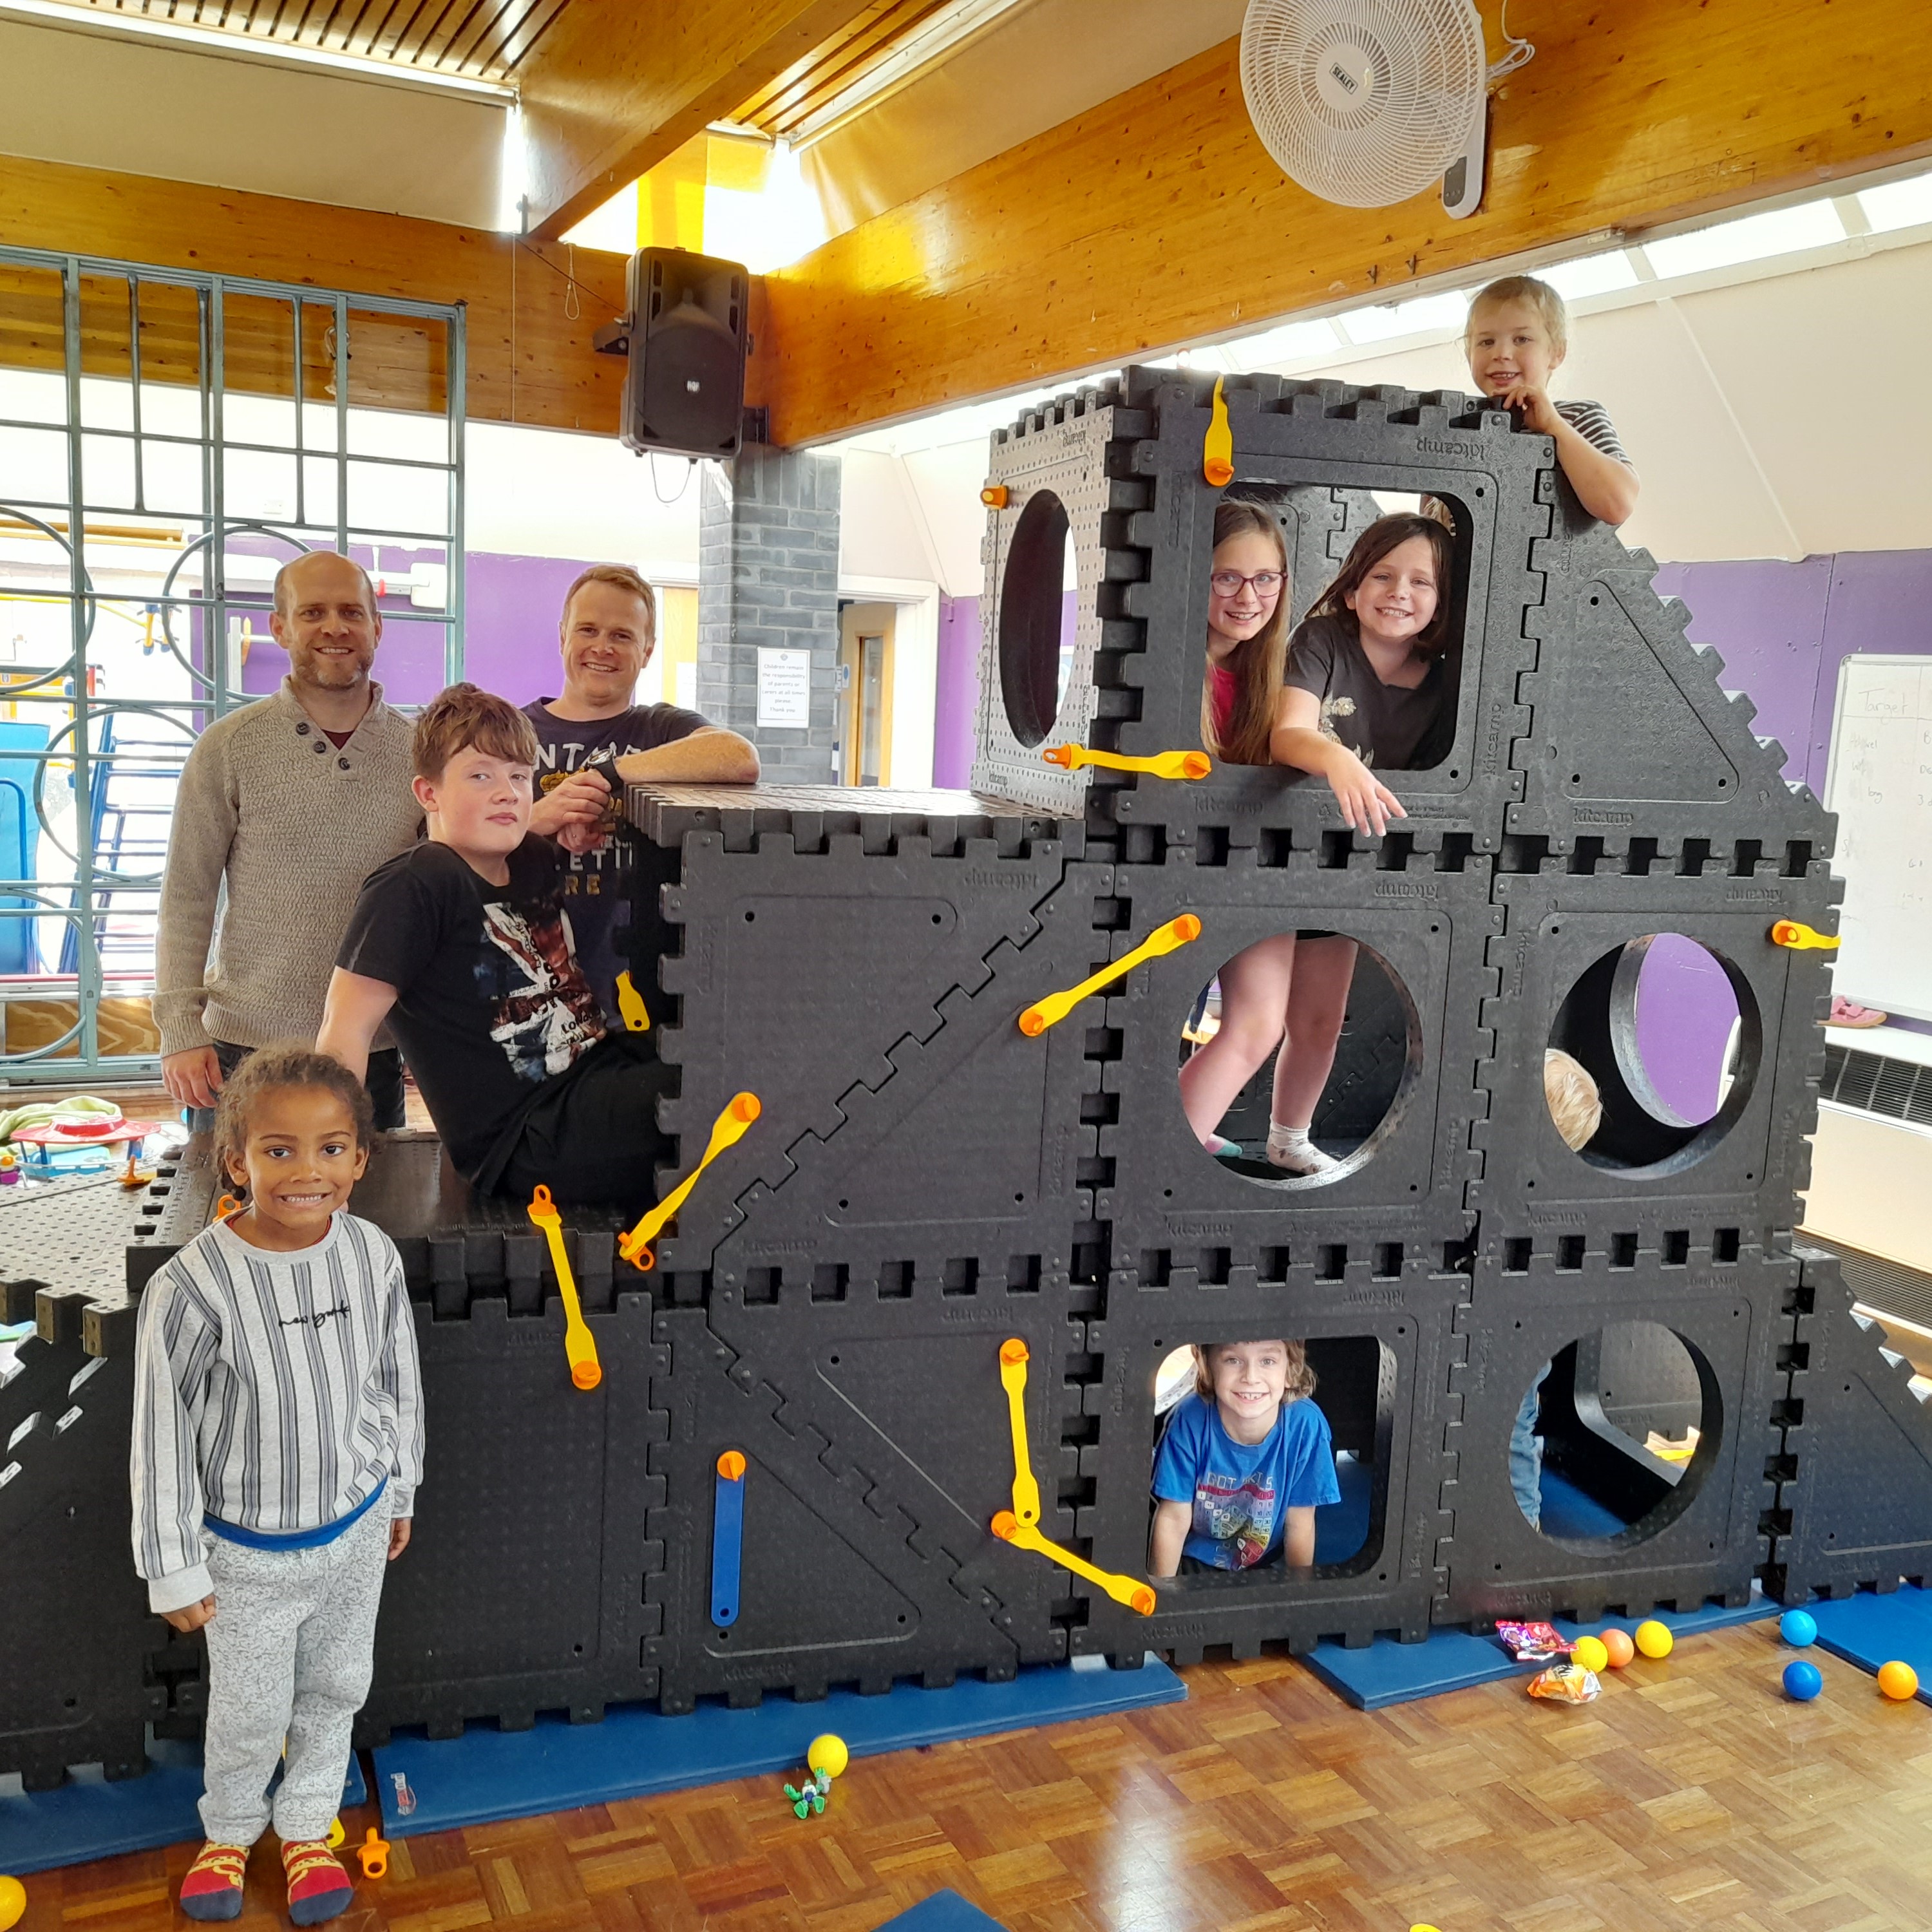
top-left (280, 1839), bottom-right (354, 1926)
top-left (180, 1842), bottom-right (248, 1922)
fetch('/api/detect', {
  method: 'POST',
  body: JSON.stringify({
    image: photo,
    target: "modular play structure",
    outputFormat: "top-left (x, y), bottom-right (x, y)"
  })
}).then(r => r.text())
top-left (5, 365), bottom-right (1932, 1795)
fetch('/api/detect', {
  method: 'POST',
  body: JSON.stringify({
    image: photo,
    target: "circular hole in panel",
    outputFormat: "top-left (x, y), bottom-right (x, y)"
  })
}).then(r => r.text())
top-left (1511, 1321), bottom-right (1716, 1544)
top-left (1548, 934), bottom-right (1756, 1170)
top-left (998, 489), bottom-right (1077, 747)
top-left (1178, 932), bottom-right (1419, 1186)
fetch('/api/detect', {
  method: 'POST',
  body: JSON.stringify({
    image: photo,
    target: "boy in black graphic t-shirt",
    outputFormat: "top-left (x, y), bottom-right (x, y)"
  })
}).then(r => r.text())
top-left (520, 565), bottom-right (757, 1026)
top-left (321, 686), bottom-right (673, 1204)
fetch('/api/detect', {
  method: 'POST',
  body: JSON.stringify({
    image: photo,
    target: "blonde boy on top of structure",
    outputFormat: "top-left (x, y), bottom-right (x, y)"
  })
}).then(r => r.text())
top-left (1463, 274), bottom-right (1640, 527)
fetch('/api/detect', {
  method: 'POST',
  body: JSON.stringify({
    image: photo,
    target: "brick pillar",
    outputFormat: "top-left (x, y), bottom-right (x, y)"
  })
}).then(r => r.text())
top-left (696, 445), bottom-right (843, 785)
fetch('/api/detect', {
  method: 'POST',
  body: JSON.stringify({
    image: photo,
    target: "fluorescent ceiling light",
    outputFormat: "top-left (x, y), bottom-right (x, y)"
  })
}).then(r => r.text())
top-left (1336, 290), bottom-right (1468, 344)
top-left (1859, 170), bottom-right (1932, 234)
top-left (1642, 200), bottom-right (1844, 278)
top-left (1537, 251), bottom-right (1640, 299)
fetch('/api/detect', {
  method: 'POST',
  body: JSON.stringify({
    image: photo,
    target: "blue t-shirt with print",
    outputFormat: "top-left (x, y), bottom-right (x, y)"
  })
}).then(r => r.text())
top-left (1151, 1390), bottom-right (1340, 1569)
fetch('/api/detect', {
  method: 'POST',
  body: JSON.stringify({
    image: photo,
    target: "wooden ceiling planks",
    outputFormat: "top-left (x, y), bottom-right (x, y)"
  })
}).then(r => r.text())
top-left (30, 0), bottom-right (573, 79)
top-left (515, 0), bottom-right (886, 237)
top-left (730, 0), bottom-right (954, 140)
top-left (757, 0), bottom-right (1932, 445)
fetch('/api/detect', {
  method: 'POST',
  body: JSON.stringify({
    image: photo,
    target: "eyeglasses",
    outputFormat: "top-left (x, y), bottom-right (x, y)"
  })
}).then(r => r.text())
top-left (1209, 571), bottom-right (1283, 597)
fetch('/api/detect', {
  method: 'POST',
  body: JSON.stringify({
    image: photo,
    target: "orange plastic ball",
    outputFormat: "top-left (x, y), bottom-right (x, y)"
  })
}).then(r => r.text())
top-left (1877, 1660), bottom-right (1920, 1701)
top-left (1599, 1627), bottom-right (1636, 1669)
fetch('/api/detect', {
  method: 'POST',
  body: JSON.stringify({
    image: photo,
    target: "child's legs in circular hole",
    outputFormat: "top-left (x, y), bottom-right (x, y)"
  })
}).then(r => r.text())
top-left (1178, 933), bottom-right (1298, 1142)
top-left (1270, 936), bottom-right (1358, 1132)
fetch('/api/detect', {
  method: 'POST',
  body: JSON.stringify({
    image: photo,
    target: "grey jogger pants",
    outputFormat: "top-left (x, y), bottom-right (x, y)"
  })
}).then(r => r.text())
top-left (199, 1495), bottom-right (393, 1846)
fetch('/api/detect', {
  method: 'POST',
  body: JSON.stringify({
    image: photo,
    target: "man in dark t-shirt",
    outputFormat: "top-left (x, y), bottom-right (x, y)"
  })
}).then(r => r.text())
top-left (524, 564), bottom-right (759, 1025)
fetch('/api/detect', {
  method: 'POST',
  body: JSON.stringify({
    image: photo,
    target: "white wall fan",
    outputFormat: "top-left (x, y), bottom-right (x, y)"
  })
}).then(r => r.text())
top-left (1240, 0), bottom-right (1535, 218)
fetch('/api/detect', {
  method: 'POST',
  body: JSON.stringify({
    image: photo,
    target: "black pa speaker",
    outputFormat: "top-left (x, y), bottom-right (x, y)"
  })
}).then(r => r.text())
top-left (618, 247), bottom-right (748, 461)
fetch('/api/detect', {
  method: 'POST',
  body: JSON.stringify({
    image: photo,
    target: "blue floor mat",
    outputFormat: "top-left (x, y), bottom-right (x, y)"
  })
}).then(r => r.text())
top-left (1538, 1470), bottom-right (1631, 1540)
top-left (372, 1654), bottom-right (1186, 1839)
top-left (1808, 1584), bottom-right (1932, 1703)
top-left (1303, 1586), bottom-right (1780, 1710)
top-left (876, 1891), bottom-right (1009, 1929)
top-left (0, 1737), bottom-right (366, 1876)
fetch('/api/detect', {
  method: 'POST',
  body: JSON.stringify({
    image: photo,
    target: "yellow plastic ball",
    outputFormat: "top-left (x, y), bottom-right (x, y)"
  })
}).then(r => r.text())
top-left (1877, 1660), bottom-right (1920, 1701)
top-left (1634, 1619), bottom-right (1674, 1660)
top-left (806, 1732), bottom-right (849, 1781)
top-left (0, 1874), bottom-right (26, 1932)
top-left (1571, 1634), bottom-right (1610, 1674)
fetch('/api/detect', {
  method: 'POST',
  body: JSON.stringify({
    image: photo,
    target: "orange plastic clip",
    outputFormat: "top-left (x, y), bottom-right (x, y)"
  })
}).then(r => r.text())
top-left (526, 1185), bottom-right (603, 1390)
top-left (1770, 920), bottom-right (1839, 952)
top-left (357, 1826), bottom-right (390, 1879)
top-left (1043, 744), bottom-right (1211, 782)
top-left (1203, 376), bottom-right (1234, 488)
top-left (981, 484), bottom-right (1010, 508)
top-left (1018, 914), bottom-right (1202, 1037)
top-left (618, 1092), bottom-right (762, 1272)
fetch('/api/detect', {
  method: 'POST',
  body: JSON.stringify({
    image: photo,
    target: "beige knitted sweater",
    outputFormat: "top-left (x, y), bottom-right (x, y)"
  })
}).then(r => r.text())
top-left (153, 679), bottom-right (421, 1057)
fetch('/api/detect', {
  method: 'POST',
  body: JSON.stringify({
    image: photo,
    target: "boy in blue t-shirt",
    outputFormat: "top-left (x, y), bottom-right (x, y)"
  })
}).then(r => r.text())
top-left (1150, 1340), bottom-right (1340, 1575)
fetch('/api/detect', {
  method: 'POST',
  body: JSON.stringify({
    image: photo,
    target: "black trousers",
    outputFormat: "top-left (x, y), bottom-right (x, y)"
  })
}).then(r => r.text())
top-left (198, 1039), bottom-right (406, 1134)
top-left (485, 1036), bottom-right (679, 1207)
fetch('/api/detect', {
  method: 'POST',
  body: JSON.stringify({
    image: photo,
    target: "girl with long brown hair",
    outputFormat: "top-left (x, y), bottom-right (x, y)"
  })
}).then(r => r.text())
top-left (1182, 512), bottom-right (1455, 1175)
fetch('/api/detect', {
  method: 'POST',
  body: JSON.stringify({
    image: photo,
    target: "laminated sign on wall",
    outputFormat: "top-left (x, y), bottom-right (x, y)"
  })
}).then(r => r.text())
top-left (756, 648), bottom-right (811, 728)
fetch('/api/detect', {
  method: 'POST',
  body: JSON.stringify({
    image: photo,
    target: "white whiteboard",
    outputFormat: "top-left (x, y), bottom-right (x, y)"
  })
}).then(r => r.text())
top-left (1824, 655), bottom-right (1932, 1022)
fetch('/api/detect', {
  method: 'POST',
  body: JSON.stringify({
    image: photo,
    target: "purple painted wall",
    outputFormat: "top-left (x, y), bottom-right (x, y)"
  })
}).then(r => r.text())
top-left (1647, 550), bottom-right (1932, 1039)
top-left (934, 593), bottom-right (980, 788)
top-left (1656, 550), bottom-right (1932, 795)
top-left (1633, 935), bottom-right (1739, 1125)
top-left (239, 546), bottom-right (580, 708)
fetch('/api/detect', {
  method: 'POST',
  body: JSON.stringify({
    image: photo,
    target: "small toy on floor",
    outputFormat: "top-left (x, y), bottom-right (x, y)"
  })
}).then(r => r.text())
top-left (0, 1873), bottom-right (26, 1932)
top-left (1783, 1660), bottom-right (1824, 1701)
top-left (783, 1733), bottom-right (848, 1818)
top-left (1877, 1660), bottom-right (1919, 1701)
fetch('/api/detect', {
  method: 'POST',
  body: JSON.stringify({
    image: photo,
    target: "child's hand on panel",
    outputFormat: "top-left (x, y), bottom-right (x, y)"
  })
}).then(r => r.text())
top-left (164, 1595), bottom-right (216, 1633)
top-left (1494, 378), bottom-right (1562, 437)
top-left (1325, 750), bottom-right (1408, 838)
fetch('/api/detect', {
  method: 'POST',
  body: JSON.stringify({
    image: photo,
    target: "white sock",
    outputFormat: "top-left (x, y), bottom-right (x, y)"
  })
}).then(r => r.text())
top-left (1267, 1123), bottom-right (1313, 1152)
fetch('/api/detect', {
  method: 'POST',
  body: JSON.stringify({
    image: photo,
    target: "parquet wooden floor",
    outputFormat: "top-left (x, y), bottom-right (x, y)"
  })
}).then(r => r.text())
top-left (21, 1621), bottom-right (1932, 1932)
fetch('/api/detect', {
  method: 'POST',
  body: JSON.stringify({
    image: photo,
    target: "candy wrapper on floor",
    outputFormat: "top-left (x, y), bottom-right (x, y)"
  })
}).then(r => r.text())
top-left (1496, 1620), bottom-right (1570, 1662)
top-left (1528, 1663), bottom-right (1601, 1703)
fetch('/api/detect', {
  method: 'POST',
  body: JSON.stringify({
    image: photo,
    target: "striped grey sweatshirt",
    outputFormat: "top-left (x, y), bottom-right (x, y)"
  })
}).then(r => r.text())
top-left (131, 1211), bottom-right (424, 1615)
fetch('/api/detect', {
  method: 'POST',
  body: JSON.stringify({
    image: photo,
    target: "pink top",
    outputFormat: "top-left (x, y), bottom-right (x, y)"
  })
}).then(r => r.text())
top-left (1206, 662), bottom-right (1236, 747)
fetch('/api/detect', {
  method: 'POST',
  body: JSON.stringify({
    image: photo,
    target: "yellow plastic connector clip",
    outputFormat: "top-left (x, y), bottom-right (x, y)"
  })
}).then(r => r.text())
top-left (618, 1091), bottom-right (762, 1272)
top-left (1204, 375), bottom-right (1234, 488)
top-left (990, 1336), bottom-right (1154, 1616)
top-left (526, 1185), bottom-right (602, 1390)
top-left (614, 969), bottom-right (651, 1030)
top-left (1018, 914), bottom-right (1202, 1037)
top-left (1770, 920), bottom-right (1839, 951)
top-left (1043, 744), bottom-right (1212, 782)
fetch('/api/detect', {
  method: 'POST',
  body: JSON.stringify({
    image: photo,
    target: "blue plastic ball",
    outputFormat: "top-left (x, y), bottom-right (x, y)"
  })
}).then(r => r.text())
top-left (1783, 1660), bottom-right (1824, 1701)
top-left (1780, 1610), bottom-right (1819, 1649)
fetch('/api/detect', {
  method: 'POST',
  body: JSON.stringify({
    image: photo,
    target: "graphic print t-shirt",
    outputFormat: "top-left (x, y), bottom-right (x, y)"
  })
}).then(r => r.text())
top-left (1151, 1390), bottom-right (1340, 1569)
top-left (1283, 614), bottom-right (1451, 773)
top-left (336, 837), bottom-right (607, 1184)
top-left (522, 701), bottom-right (708, 1025)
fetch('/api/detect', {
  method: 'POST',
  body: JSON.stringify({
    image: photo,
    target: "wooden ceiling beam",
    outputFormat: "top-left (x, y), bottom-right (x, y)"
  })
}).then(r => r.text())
top-left (758, 0), bottom-right (1932, 444)
top-left (516, 0), bottom-right (885, 240)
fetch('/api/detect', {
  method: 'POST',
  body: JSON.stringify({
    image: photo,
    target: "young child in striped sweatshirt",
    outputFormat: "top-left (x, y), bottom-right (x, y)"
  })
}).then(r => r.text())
top-left (131, 1046), bottom-right (423, 1926)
